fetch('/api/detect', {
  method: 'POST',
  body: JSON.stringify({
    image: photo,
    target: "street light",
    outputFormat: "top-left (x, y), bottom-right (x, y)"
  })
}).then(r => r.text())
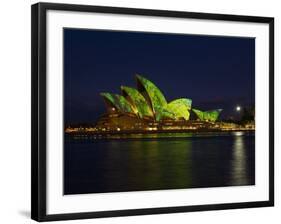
top-left (236, 106), bottom-right (241, 112)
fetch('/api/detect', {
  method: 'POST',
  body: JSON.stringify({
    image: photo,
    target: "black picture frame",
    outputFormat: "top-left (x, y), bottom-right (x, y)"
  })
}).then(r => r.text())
top-left (31, 2), bottom-right (274, 222)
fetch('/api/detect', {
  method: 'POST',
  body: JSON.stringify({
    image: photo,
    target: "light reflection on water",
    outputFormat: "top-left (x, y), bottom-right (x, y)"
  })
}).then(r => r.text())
top-left (64, 131), bottom-right (255, 194)
top-left (231, 135), bottom-right (248, 185)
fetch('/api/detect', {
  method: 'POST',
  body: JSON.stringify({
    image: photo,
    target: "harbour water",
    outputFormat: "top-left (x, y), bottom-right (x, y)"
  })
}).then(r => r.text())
top-left (64, 131), bottom-right (255, 194)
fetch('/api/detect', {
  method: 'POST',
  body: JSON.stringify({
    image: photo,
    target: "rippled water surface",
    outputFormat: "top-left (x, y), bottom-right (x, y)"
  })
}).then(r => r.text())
top-left (64, 131), bottom-right (255, 194)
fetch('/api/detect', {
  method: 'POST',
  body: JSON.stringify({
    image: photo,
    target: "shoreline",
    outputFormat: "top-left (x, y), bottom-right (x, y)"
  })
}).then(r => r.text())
top-left (66, 128), bottom-right (255, 135)
top-left (65, 129), bottom-right (255, 140)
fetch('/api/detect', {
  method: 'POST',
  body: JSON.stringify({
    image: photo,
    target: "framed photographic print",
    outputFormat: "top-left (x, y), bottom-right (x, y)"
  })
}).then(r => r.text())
top-left (31, 2), bottom-right (274, 222)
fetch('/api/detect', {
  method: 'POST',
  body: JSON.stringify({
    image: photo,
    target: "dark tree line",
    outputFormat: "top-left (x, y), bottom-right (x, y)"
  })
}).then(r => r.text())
top-left (240, 106), bottom-right (255, 124)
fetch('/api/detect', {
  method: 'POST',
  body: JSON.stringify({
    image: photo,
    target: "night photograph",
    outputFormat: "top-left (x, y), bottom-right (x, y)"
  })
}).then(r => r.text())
top-left (63, 28), bottom-right (255, 195)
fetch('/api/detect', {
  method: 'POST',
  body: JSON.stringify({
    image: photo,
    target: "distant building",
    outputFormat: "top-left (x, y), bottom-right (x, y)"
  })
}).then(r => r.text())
top-left (100, 74), bottom-right (222, 123)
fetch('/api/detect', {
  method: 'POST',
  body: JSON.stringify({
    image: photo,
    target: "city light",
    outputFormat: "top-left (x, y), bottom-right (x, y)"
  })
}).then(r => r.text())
top-left (64, 75), bottom-right (255, 136)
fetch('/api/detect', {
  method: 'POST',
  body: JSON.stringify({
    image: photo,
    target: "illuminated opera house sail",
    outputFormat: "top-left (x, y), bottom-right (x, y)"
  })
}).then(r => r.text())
top-left (97, 74), bottom-right (222, 131)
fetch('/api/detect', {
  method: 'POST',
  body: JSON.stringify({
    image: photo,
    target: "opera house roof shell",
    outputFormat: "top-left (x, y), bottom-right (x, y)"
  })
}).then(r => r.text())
top-left (192, 109), bottom-right (223, 122)
top-left (100, 74), bottom-right (222, 122)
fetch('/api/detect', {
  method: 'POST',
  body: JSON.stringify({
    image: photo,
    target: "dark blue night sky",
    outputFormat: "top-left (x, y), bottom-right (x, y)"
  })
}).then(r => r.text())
top-left (64, 28), bottom-right (255, 124)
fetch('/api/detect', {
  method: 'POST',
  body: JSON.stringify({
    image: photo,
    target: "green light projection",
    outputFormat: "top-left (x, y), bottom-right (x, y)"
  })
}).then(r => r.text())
top-left (121, 86), bottom-right (154, 118)
top-left (100, 93), bottom-right (134, 113)
top-left (192, 109), bottom-right (222, 122)
top-left (136, 74), bottom-right (168, 120)
top-left (167, 98), bottom-right (192, 120)
top-left (101, 75), bottom-right (222, 122)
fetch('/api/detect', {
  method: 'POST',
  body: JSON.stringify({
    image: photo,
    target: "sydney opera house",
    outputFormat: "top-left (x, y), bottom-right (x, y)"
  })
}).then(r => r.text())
top-left (94, 75), bottom-right (223, 132)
